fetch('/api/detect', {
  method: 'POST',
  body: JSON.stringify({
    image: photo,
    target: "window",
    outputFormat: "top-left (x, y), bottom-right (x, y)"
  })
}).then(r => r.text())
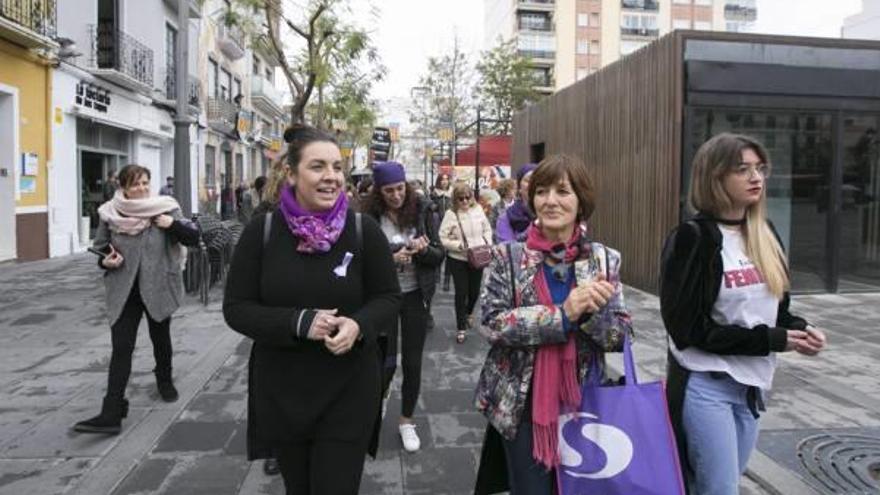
top-left (673, 0), bottom-right (690, 3)
top-left (519, 12), bottom-right (551, 31)
top-left (517, 33), bottom-right (555, 58)
top-left (577, 39), bottom-right (589, 54)
top-left (253, 55), bottom-right (260, 75)
top-left (622, 13), bottom-right (658, 33)
top-left (577, 68), bottom-right (589, 80)
top-left (577, 13), bottom-right (589, 27)
top-left (220, 68), bottom-right (232, 100)
top-left (234, 77), bottom-right (242, 100)
top-left (208, 58), bottom-right (218, 98)
top-left (165, 24), bottom-right (177, 98)
top-left (265, 68), bottom-right (272, 83)
top-left (694, 21), bottom-right (712, 30)
top-left (205, 145), bottom-right (216, 187)
top-left (673, 18), bottom-right (691, 30)
top-left (590, 40), bottom-right (600, 54)
top-left (695, 0), bottom-right (711, 4)
top-left (590, 13), bottom-right (600, 26)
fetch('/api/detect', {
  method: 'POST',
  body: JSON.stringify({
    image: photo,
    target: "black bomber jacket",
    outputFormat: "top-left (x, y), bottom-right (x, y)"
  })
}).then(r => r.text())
top-left (659, 214), bottom-right (807, 357)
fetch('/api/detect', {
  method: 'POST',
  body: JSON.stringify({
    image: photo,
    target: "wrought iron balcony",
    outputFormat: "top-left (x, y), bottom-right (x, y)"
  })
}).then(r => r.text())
top-left (0, 0), bottom-right (57, 49)
top-left (88, 23), bottom-right (154, 93)
top-left (216, 22), bottom-right (245, 60)
top-left (163, 70), bottom-right (201, 108)
top-left (621, 0), bottom-right (659, 11)
top-left (207, 97), bottom-right (239, 136)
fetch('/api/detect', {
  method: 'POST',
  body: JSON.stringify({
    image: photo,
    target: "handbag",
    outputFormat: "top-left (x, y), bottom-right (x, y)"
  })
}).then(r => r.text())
top-left (455, 211), bottom-right (493, 269)
top-left (556, 334), bottom-right (686, 495)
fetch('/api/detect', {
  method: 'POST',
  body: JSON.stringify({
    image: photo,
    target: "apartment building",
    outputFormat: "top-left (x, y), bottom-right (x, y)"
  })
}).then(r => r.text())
top-left (843, 0), bottom-right (880, 40)
top-left (485, 0), bottom-right (757, 93)
top-left (0, 0), bottom-right (58, 261)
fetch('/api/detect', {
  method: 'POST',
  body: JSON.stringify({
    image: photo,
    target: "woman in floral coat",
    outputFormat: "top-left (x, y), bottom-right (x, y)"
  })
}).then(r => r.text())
top-left (473, 155), bottom-right (633, 495)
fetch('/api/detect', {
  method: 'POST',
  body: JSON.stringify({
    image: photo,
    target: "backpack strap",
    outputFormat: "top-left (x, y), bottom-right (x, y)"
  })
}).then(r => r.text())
top-left (263, 211), bottom-right (273, 248)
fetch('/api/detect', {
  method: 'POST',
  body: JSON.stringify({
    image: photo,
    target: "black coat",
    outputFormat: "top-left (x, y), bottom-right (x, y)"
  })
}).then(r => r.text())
top-left (223, 209), bottom-right (401, 460)
top-left (659, 214), bottom-right (807, 484)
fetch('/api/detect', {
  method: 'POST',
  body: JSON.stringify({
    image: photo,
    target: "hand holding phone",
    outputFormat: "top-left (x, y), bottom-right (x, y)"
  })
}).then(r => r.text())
top-left (101, 244), bottom-right (124, 269)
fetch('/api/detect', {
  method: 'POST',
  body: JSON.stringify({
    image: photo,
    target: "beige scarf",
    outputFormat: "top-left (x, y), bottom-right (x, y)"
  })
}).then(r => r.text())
top-left (98, 190), bottom-right (187, 268)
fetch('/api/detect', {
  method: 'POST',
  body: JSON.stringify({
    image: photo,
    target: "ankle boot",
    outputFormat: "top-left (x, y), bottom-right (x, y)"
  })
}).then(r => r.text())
top-left (73, 397), bottom-right (125, 434)
top-left (155, 369), bottom-right (179, 403)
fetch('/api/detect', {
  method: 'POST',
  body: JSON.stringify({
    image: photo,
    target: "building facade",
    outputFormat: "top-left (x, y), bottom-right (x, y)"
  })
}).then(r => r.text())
top-left (843, 0), bottom-right (880, 40)
top-left (511, 31), bottom-right (880, 294)
top-left (0, 1), bottom-right (58, 261)
top-left (484, 0), bottom-right (757, 93)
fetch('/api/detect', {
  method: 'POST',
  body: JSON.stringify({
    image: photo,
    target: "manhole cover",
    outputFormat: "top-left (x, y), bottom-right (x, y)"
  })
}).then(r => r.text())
top-left (797, 433), bottom-right (880, 494)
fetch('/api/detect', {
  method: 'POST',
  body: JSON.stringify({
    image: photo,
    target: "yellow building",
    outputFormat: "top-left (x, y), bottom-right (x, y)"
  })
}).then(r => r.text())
top-left (0, 3), bottom-right (57, 261)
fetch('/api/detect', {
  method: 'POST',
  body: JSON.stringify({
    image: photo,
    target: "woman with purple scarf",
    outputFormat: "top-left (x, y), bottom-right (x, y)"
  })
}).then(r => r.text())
top-left (495, 163), bottom-right (538, 243)
top-left (223, 124), bottom-right (401, 494)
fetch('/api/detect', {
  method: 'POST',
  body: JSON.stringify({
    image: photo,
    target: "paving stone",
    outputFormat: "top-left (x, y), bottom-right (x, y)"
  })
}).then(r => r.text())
top-left (112, 458), bottom-right (177, 495)
top-left (153, 421), bottom-right (242, 454)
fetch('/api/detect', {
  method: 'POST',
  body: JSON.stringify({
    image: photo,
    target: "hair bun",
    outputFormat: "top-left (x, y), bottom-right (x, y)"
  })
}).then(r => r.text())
top-left (283, 124), bottom-right (309, 143)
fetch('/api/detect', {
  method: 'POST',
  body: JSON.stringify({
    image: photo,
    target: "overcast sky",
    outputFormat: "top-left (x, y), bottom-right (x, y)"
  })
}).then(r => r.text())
top-left (356, 0), bottom-right (865, 101)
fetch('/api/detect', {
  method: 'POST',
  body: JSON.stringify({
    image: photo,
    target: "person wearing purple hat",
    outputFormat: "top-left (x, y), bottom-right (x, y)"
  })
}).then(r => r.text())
top-left (495, 163), bottom-right (538, 243)
top-left (365, 161), bottom-right (445, 453)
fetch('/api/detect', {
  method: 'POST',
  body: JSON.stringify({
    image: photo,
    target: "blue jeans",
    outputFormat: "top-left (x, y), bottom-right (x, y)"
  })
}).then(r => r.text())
top-left (501, 419), bottom-right (555, 495)
top-left (682, 371), bottom-right (760, 495)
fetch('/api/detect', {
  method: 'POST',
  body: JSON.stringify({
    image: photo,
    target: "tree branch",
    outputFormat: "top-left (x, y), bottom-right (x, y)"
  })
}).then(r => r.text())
top-left (264, 0), bottom-right (303, 96)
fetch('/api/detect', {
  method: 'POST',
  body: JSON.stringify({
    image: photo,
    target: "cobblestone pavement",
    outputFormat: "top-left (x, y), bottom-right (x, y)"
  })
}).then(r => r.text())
top-left (0, 253), bottom-right (878, 494)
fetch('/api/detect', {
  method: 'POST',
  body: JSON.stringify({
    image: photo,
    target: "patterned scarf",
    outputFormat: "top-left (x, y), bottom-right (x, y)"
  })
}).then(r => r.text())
top-left (526, 223), bottom-right (584, 470)
top-left (279, 185), bottom-right (348, 253)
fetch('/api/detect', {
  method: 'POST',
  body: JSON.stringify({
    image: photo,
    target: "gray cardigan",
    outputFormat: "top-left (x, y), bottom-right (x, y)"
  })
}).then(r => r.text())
top-left (93, 209), bottom-right (195, 325)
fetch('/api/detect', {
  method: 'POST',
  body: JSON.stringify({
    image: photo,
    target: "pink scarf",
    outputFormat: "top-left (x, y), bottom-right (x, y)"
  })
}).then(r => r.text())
top-left (526, 224), bottom-right (583, 470)
top-left (97, 190), bottom-right (180, 235)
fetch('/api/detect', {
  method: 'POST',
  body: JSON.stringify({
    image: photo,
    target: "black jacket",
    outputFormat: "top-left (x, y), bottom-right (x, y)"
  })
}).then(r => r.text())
top-left (659, 214), bottom-right (807, 484)
top-left (223, 209), bottom-right (401, 460)
top-left (367, 196), bottom-right (445, 302)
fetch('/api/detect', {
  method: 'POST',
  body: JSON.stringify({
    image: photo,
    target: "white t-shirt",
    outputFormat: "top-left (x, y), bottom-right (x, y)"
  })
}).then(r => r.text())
top-left (670, 226), bottom-right (779, 390)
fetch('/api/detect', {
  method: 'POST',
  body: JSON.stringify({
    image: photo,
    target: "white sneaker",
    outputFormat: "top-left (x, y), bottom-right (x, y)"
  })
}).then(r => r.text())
top-left (399, 423), bottom-right (421, 452)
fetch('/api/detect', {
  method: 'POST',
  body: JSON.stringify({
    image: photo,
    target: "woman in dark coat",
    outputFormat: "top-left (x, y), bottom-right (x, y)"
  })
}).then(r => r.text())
top-left (364, 161), bottom-right (445, 452)
top-left (223, 124), bottom-right (401, 494)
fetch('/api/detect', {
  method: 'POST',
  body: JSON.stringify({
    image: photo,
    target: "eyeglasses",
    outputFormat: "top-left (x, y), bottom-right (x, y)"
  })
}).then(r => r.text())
top-left (734, 162), bottom-right (771, 179)
top-left (456, 195), bottom-right (472, 202)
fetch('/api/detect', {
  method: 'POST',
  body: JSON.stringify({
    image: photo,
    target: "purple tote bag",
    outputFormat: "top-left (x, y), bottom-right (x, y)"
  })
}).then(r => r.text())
top-left (557, 334), bottom-right (685, 495)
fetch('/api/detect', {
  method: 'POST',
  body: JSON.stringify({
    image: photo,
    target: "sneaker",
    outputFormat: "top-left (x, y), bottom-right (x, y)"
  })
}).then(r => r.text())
top-left (399, 423), bottom-right (421, 452)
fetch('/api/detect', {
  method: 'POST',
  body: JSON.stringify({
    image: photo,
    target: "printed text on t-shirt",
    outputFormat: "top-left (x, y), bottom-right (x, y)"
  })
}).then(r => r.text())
top-left (723, 266), bottom-right (765, 288)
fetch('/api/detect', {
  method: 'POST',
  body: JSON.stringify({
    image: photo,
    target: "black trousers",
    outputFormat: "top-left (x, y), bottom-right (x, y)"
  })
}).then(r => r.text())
top-left (385, 289), bottom-right (429, 418)
top-left (106, 283), bottom-right (172, 400)
top-left (447, 256), bottom-right (484, 331)
top-left (277, 437), bottom-right (371, 495)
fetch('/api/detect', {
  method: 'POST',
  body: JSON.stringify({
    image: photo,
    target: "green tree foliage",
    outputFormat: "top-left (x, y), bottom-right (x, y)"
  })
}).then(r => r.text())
top-left (233, 0), bottom-right (381, 126)
top-left (409, 37), bottom-right (474, 141)
top-left (475, 38), bottom-right (540, 134)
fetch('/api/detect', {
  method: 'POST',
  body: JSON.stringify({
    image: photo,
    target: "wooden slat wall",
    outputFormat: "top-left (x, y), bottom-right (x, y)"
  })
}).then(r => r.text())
top-left (512, 33), bottom-right (684, 293)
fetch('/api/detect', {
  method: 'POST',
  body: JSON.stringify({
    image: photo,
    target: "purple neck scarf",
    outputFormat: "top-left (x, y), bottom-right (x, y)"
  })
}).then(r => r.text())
top-left (279, 186), bottom-right (348, 253)
top-left (506, 198), bottom-right (535, 234)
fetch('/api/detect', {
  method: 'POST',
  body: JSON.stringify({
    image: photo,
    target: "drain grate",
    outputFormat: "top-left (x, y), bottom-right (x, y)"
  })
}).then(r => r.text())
top-left (797, 433), bottom-right (880, 494)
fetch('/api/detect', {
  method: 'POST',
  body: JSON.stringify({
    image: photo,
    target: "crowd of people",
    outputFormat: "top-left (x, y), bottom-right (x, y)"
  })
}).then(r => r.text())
top-left (75, 123), bottom-right (829, 495)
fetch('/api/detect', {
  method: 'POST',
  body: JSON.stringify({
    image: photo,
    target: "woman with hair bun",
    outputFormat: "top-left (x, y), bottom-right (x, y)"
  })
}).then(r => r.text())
top-left (223, 124), bottom-right (401, 494)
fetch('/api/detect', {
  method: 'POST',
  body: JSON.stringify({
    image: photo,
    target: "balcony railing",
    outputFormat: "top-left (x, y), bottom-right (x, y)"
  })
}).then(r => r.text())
top-left (518, 0), bottom-right (553, 4)
top-left (620, 27), bottom-right (659, 37)
top-left (207, 97), bottom-right (239, 135)
top-left (518, 19), bottom-right (552, 32)
top-left (519, 49), bottom-right (555, 60)
top-left (0, 0), bottom-right (57, 47)
top-left (621, 0), bottom-right (659, 11)
top-left (216, 22), bottom-right (245, 60)
top-left (89, 23), bottom-right (154, 90)
top-left (164, 70), bottom-right (201, 107)
top-left (724, 4), bottom-right (757, 21)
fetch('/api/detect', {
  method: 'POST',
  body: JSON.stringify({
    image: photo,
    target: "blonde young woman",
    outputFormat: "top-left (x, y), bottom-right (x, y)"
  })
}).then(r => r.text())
top-left (660, 133), bottom-right (827, 495)
top-left (439, 182), bottom-right (493, 343)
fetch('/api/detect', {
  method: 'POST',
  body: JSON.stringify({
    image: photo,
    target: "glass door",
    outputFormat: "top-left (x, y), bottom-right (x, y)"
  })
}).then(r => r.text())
top-left (686, 108), bottom-right (834, 292)
top-left (839, 115), bottom-right (880, 291)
